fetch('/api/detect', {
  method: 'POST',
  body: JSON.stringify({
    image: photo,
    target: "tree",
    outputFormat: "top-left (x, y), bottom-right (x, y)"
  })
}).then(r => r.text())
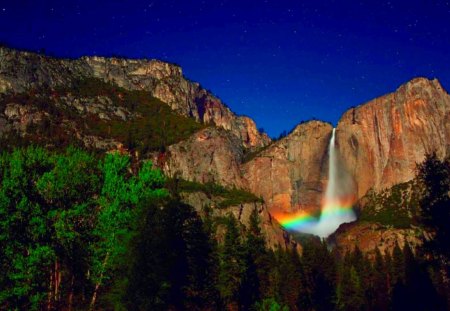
top-left (301, 239), bottom-right (336, 311)
top-left (239, 207), bottom-right (269, 309)
top-left (417, 153), bottom-right (450, 264)
top-left (371, 247), bottom-right (389, 311)
top-left (0, 147), bottom-right (55, 310)
top-left (89, 153), bottom-right (168, 309)
top-left (336, 264), bottom-right (364, 311)
top-left (217, 214), bottom-right (246, 309)
top-left (391, 241), bottom-right (404, 286)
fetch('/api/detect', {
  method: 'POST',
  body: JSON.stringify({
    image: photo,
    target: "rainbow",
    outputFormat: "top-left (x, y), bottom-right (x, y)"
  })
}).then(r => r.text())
top-left (274, 197), bottom-right (355, 232)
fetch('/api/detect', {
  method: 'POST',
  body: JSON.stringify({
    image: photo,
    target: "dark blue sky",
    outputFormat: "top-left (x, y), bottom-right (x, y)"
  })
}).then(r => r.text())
top-left (0, 0), bottom-right (449, 137)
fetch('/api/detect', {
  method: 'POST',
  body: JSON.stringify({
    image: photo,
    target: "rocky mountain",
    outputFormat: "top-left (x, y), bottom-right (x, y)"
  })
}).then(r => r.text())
top-left (0, 46), bottom-right (269, 149)
top-left (1, 46), bottom-right (449, 255)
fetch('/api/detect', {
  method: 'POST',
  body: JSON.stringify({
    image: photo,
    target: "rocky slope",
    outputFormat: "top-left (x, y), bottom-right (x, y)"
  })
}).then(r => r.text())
top-left (0, 46), bottom-right (269, 149)
top-left (181, 192), bottom-right (299, 250)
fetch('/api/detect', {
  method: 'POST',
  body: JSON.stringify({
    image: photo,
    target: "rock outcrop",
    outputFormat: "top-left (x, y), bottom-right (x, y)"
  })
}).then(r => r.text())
top-left (329, 222), bottom-right (426, 257)
top-left (337, 78), bottom-right (450, 199)
top-left (241, 78), bottom-right (449, 217)
top-left (156, 127), bottom-right (246, 188)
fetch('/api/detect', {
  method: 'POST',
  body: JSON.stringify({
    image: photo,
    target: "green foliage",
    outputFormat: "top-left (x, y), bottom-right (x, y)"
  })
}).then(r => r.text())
top-left (254, 298), bottom-right (289, 311)
top-left (358, 180), bottom-right (422, 228)
top-left (1, 147), bottom-right (450, 310)
top-left (0, 77), bottom-right (205, 152)
top-left (175, 178), bottom-right (263, 208)
top-left (120, 199), bottom-right (218, 310)
top-left (0, 146), bottom-right (168, 310)
top-left (417, 153), bottom-right (450, 262)
top-left (60, 77), bottom-right (206, 153)
top-left (217, 214), bottom-right (246, 308)
top-left (301, 239), bottom-right (336, 311)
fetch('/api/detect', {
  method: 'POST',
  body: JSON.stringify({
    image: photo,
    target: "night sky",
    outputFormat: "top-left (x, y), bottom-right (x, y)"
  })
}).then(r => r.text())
top-left (0, 1), bottom-right (449, 137)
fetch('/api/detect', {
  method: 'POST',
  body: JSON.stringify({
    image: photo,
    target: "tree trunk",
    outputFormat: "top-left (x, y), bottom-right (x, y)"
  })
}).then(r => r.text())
top-left (89, 252), bottom-right (109, 311)
top-left (47, 264), bottom-right (54, 311)
top-left (66, 274), bottom-right (74, 311)
top-left (55, 259), bottom-right (61, 303)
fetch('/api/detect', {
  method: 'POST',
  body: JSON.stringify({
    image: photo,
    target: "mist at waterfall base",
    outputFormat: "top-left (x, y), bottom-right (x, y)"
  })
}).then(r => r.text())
top-left (276, 129), bottom-right (357, 238)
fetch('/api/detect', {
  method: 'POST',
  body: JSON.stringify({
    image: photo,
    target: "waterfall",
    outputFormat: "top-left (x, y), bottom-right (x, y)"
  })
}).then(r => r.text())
top-left (291, 128), bottom-right (356, 237)
top-left (326, 128), bottom-right (338, 200)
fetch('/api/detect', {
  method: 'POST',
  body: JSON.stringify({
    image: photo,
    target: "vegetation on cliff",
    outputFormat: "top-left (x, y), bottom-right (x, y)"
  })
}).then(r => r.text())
top-left (357, 180), bottom-right (422, 228)
top-left (0, 77), bottom-right (205, 153)
top-left (168, 178), bottom-right (263, 208)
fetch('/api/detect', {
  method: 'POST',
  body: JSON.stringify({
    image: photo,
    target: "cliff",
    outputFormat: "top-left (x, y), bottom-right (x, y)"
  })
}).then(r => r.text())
top-left (242, 121), bottom-right (333, 213)
top-left (337, 77), bottom-right (450, 199)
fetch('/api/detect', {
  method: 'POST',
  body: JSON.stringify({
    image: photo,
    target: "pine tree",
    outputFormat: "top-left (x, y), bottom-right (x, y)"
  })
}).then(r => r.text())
top-left (240, 207), bottom-right (268, 309)
top-left (391, 241), bottom-right (404, 286)
top-left (217, 214), bottom-right (246, 309)
top-left (371, 247), bottom-right (389, 311)
top-left (301, 239), bottom-right (336, 311)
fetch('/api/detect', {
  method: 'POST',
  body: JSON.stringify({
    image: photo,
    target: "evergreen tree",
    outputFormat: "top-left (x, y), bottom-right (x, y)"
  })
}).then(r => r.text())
top-left (391, 241), bottom-right (404, 286)
top-left (417, 153), bottom-right (450, 261)
top-left (417, 153), bottom-right (450, 305)
top-left (276, 248), bottom-right (302, 309)
top-left (240, 207), bottom-right (268, 309)
top-left (301, 239), bottom-right (336, 311)
top-left (371, 247), bottom-right (389, 311)
top-left (217, 214), bottom-right (246, 309)
top-left (336, 252), bottom-right (364, 311)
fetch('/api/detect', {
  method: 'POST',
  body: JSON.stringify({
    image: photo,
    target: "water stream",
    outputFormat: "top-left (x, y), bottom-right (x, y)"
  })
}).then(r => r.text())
top-left (289, 128), bottom-right (356, 237)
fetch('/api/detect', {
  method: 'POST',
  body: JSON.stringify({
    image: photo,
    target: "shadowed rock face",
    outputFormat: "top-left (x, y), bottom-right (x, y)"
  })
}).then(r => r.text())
top-left (0, 47), bottom-right (269, 149)
top-left (156, 127), bottom-right (246, 188)
top-left (242, 121), bottom-right (333, 213)
top-left (337, 77), bottom-right (450, 199)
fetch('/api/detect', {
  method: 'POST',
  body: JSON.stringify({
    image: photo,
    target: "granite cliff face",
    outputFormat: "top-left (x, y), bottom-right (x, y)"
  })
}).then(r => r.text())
top-left (156, 127), bottom-right (245, 188)
top-left (337, 78), bottom-right (450, 200)
top-left (0, 46), bottom-right (269, 149)
top-left (242, 121), bottom-right (333, 213)
top-left (239, 77), bottom-right (448, 218)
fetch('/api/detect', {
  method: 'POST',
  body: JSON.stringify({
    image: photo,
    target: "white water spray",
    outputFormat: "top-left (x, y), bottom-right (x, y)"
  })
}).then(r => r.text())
top-left (297, 128), bottom-right (356, 237)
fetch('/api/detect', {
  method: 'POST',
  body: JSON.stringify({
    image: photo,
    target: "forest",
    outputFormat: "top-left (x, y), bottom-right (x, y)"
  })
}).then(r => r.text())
top-left (0, 147), bottom-right (449, 310)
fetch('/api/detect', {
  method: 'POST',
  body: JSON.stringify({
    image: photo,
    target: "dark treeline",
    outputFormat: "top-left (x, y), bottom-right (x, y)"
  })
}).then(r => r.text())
top-left (0, 148), bottom-right (449, 310)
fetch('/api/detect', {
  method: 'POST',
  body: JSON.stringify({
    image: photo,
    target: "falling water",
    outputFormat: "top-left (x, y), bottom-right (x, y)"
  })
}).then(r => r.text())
top-left (289, 128), bottom-right (357, 237)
